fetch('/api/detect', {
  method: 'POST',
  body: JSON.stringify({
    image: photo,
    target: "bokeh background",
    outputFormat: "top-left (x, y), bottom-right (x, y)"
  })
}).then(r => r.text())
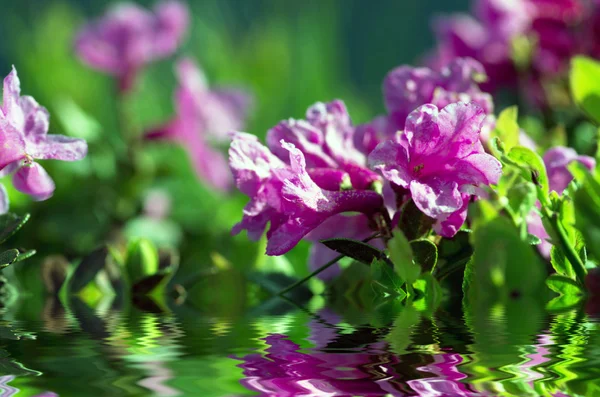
top-left (0, 0), bottom-right (468, 308)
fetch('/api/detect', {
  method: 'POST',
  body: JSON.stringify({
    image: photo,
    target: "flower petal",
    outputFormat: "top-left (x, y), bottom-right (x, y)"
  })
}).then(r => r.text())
top-left (368, 138), bottom-right (412, 188)
top-left (0, 184), bottom-right (9, 214)
top-left (0, 120), bottom-right (26, 170)
top-left (409, 177), bottom-right (463, 219)
top-left (29, 135), bottom-right (88, 161)
top-left (13, 163), bottom-right (55, 201)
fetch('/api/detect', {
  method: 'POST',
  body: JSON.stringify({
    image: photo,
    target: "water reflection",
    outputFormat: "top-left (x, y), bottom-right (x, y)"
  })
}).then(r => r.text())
top-left (0, 294), bottom-right (597, 396)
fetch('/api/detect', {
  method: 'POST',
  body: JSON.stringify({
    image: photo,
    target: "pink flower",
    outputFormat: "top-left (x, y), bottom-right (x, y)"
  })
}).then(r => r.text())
top-left (369, 102), bottom-right (501, 237)
top-left (75, 1), bottom-right (189, 92)
top-left (357, 58), bottom-right (493, 153)
top-left (0, 67), bottom-right (87, 205)
top-left (266, 100), bottom-right (380, 190)
top-left (146, 58), bottom-right (252, 191)
top-left (229, 133), bottom-right (384, 255)
top-left (528, 146), bottom-right (595, 257)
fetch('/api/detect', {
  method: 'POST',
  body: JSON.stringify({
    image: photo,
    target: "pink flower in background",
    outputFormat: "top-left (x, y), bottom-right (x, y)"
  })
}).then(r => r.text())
top-left (528, 146), bottom-right (595, 257)
top-left (369, 102), bottom-right (501, 237)
top-left (430, 0), bottom-right (588, 105)
top-left (267, 100), bottom-right (380, 190)
top-left (357, 58), bottom-right (493, 153)
top-left (229, 133), bottom-right (384, 255)
top-left (146, 58), bottom-right (252, 191)
top-left (0, 67), bottom-right (87, 207)
top-left (75, 1), bottom-right (189, 92)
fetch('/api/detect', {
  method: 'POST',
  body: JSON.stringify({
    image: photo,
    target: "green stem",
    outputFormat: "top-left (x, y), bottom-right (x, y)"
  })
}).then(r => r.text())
top-left (277, 233), bottom-right (380, 296)
top-left (544, 207), bottom-right (587, 285)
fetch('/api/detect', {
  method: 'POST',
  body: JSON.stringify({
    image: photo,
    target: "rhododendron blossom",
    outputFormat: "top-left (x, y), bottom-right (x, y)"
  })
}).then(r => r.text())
top-left (369, 102), bottom-right (502, 237)
top-left (146, 58), bottom-right (252, 191)
top-left (528, 146), bottom-right (595, 257)
top-left (229, 133), bottom-right (384, 256)
top-left (75, 1), bottom-right (189, 92)
top-left (0, 67), bottom-right (87, 209)
top-left (267, 100), bottom-right (380, 190)
top-left (356, 58), bottom-right (494, 153)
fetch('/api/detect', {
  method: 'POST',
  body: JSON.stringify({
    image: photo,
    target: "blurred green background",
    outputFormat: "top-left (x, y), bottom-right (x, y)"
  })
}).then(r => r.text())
top-left (0, 0), bottom-right (468, 304)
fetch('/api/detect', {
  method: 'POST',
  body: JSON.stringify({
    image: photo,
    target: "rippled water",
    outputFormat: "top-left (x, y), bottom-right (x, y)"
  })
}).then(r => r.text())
top-left (0, 294), bottom-right (599, 396)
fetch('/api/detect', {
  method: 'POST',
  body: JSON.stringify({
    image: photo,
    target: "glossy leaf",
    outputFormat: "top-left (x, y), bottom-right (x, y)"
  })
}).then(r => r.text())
top-left (14, 249), bottom-right (36, 263)
top-left (493, 106), bottom-right (519, 150)
top-left (507, 146), bottom-right (549, 201)
top-left (320, 238), bottom-right (389, 266)
top-left (570, 56), bottom-right (600, 124)
top-left (0, 249), bottom-right (19, 268)
top-left (546, 274), bottom-right (584, 296)
top-left (398, 199), bottom-right (435, 240)
top-left (410, 239), bottom-right (437, 273)
top-left (371, 259), bottom-right (403, 294)
top-left (0, 213), bottom-right (30, 244)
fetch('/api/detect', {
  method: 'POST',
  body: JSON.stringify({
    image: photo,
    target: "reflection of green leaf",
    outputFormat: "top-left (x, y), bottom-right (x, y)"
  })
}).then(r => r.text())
top-left (388, 231), bottom-right (420, 284)
top-left (321, 238), bottom-right (388, 266)
top-left (0, 213), bottom-right (30, 244)
top-left (570, 56), bottom-right (600, 124)
top-left (385, 305), bottom-right (420, 355)
top-left (546, 274), bottom-right (583, 296)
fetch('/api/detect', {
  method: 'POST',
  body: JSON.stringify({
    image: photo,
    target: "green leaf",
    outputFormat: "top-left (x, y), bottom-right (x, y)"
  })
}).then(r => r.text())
top-left (546, 294), bottom-right (584, 312)
top-left (68, 246), bottom-right (109, 294)
top-left (398, 199), bottom-right (435, 240)
top-left (388, 231), bottom-right (421, 284)
top-left (0, 213), bottom-right (30, 244)
top-left (14, 249), bottom-right (36, 263)
top-left (546, 274), bottom-right (584, 296)
top-left (527, 234), bottom-right (542, 245)
top-left (0, 249), bottom-right (20, 268)
top-left (125, 238), bottom-right (159, 284)
top-left (320, 238), bottom-right (388, 266)
top-left (469, 213), bottom-right (546, 299)
top-left (570, 56), bottom-right (600, 124)
top-left (493, 106), bottom-right (519, 150)
top-left (410, 239), bottom-right (438, 273)
top-left (507, 146), bottom-right (549, 202)
top-left (371, 259), bottom-right (404, 294)
top-left (506, 181), bottom-right (537, 219)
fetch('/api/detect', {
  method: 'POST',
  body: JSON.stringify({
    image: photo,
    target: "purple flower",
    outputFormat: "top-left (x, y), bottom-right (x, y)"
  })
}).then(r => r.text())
top-left (358, 58), bottom-right (494, 152)
top-left (368, 102), bottom-right (502, 237)
top-left (266, 100), bottom-right (380, 190)
top-left (0, 67), bottom-right (87, 204)
top-left (528, 146), bottom-right (595, 257)
top-left (229, 133), bottom-right (384, 255)
top-left (75, 1), bottom-right (189, 92)
top-left (146, 58), bottom-right (252, 191)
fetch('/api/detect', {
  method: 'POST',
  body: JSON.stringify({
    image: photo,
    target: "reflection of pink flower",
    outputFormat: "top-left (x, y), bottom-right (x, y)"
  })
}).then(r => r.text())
top-left (236, 334), bottom-right (403, 396)
top-left (75, 1), bottom-right (189, 92)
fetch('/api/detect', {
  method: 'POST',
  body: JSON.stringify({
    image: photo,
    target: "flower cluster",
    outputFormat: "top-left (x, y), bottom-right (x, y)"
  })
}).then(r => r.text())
top-left (0, 67), bottom-right (88, 212)
top-left (75, 1), bottom-right (189, 92)
top-left (146, 58), bottom-right (252, 191)
top-left (431, 0), bottom-right (599, 105)
top-left (230, 99), bottom-right (500, 256)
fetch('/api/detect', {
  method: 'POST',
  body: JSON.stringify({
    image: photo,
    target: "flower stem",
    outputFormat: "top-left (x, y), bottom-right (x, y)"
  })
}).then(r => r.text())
top-left (277, 233), bottom-right (380, 296)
